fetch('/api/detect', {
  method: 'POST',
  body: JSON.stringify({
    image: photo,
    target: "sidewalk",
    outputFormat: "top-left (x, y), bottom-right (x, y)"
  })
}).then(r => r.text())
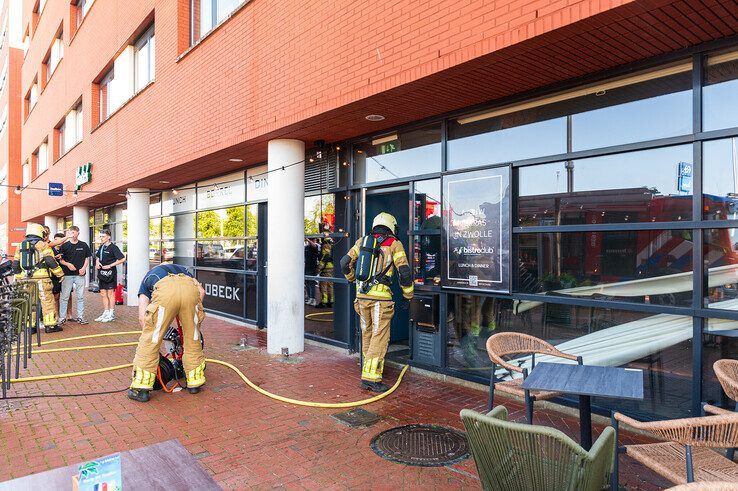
top-left (0, 293), bottom-right (669, 489)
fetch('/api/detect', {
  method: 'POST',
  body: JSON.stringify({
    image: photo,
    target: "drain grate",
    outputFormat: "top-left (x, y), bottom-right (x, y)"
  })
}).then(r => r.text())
top-left (370, 424), bottom-right (470, 467)
top-left (332, 408), bottom-right (382, 428)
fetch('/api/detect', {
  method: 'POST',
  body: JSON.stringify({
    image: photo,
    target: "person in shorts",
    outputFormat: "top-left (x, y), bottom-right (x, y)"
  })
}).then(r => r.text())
top-left (94, 229), bottom-right (126, 323)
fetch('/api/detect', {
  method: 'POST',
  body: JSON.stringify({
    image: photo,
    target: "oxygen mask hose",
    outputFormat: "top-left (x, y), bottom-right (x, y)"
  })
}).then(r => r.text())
top-left (9, 331), bottom-right (410, 409)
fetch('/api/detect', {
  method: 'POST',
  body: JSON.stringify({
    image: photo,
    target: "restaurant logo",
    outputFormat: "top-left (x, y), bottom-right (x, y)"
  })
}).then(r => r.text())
top-left (205, 283), bottom-right (241, 301)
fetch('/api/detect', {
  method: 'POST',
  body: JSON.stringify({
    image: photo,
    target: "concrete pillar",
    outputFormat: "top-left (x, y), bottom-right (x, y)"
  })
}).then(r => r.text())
top-left (44, 216), bottom-right (58, 237)
top-left (126, 188), bottom-right (150, 306)
top-left (72, 206), bottom-right (90, 246)
top-left (267, 139), bottom-right (305, 355)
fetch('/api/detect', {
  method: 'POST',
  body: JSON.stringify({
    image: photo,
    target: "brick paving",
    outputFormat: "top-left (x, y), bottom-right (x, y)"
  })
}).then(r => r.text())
top-left (0, 293), bottom-right (671, 489)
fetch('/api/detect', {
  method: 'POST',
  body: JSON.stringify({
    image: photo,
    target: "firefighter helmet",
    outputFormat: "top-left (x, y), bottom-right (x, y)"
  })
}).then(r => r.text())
top-left (372, 212), bottom-right (398, 235)
top-left (25, 222), bottom-right (45, 238)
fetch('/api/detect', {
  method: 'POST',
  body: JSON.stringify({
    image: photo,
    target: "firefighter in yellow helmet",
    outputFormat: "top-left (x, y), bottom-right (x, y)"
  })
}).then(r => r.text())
top-left (13, 222), bottom-right (65, 333)
top-left (341, 212), bottom-right (413, 392)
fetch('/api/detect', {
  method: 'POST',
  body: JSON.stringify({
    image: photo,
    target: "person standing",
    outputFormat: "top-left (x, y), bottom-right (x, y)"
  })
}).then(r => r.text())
top-left (52, 232), bottom-right (72, 321)
top-left (94, 229), bottom-right (126, 323)
top-left (317, 222), bottom-right (334, 308)
top-left (304, 238), bottom-right (319, 306)
top-left (58, 226), bottom-right (91, 325)
top-left (340, 212), bottom-right (414, 392)
top-left (128, 263), bottom-right (206, 402)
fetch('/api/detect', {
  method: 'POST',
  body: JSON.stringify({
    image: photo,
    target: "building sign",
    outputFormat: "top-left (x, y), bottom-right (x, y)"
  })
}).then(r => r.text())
top-left (76, 163), bottom-right (92, 189)
top-left (197, 171), bottom-right (245, 209)
top-left (48, 182), bottom-right (63, 197)
top-left (443, 166), bottom-right (510, 292)
top-left (196, 269), bottom-right (245, 318)
top-left (163, 188), bottom-right (195, 214)
top-left (246, 165), bottom-right (268, 202)
top-left (677, 161), bottom-right (692, 194)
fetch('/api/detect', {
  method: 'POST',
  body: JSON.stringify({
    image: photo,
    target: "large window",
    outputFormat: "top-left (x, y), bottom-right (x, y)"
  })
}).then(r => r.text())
top-left (703, 50), bottom-right (738, 132)
top-left (704, 228), bottom-right (738, 311)
top-left (75, 0), bottom-right (94, 30)
top-left (44, 30), bottom-right (64, 83)
top-left (59, 102), bottom-right (83, 156)
top-left (34, 141), bottom-right (48, 175)
top-left (703, 138), bottom-right (738, 220)
top-left (22, 161), bottom-right (30, 186)
top-left (134, 25), bottom-right (155, 91)
top-left (191, 0), bottom-right (246, 43)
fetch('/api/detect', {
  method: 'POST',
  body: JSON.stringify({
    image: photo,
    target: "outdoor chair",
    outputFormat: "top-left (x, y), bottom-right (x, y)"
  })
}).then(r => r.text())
top-left (714, 359), bottom-right (738, 461)
top-left (668, 483), bottom-right (738, 490)
top-left (460, 406), bottom-right (615, 491)
top-left (486, 332), bottom-right (582, 423)
top-left (611, 407), bottom-right (738, 488)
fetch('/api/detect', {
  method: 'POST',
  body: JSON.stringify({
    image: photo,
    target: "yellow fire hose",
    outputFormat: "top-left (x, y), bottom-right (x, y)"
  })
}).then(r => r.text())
top-left (10, 332), bottom-right (409, 409)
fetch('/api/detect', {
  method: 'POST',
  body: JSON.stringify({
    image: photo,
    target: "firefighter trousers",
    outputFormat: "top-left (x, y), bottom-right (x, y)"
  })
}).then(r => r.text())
top-left (354, 298), bottom-right (394, 382)
top-left (319, 267), bottom-right (334, 304)
top-left (131, 274), bottom-right (206, 390)
top-left (37, 278), bottom-right (56, 326)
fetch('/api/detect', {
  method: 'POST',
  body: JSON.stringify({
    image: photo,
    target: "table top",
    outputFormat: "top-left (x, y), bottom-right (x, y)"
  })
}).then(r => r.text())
top-left (0, 439), bottom-right (221, 490)
top-left (520, 362), bottom-right (644, 400)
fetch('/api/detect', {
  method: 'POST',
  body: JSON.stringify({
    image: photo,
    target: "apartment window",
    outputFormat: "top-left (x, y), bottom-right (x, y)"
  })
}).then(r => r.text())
top-left (44, 30), bottom-right (64, 82)
top-left (134, 25), bottom-right (155, 91)
top-left (59, 102), bottom-right (83, 155)
top-left (0, 105), bottom-right (7, 138)
top-left (191, 0), bottom-right (245, 43)
top-left (22, 34), bottom-right (29, 57)
top-left (98, 24), bottom-right (155, 123)
top-left (22, 161), bottom-right (30, 186)
top-left (35, 141), bottom-right (48, 175)
top-left (26, 80), bottom-right (38, 116)
top-left (36, 0), bottom-right (47, 15)
top-left (75, 0), bottom-right (94, 29)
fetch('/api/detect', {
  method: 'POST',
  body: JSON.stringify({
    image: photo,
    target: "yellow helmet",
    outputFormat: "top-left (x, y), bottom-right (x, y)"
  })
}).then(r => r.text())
top-left (372, 212), bottom-right (398, 235)
top-left (25, 222), bottom-right (45, 238)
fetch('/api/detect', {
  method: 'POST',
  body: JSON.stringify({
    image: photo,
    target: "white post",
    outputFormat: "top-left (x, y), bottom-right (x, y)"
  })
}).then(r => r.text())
top-left (267, 139), bottom-right (305, 355)
top-left (44, 216), bottom-right (58, 237)
top-left (72, 206), bottom-right (89, 245)
top-left (126, 188), bottom-right (150, 306)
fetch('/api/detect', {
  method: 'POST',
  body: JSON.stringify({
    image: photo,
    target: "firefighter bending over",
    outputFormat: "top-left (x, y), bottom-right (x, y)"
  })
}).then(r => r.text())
top-left (341, 212), bottom-right (414, 392)
top-left (13, 223), bottom-right (65, 333)
top-left (128, 263), bottom-right (207, 403)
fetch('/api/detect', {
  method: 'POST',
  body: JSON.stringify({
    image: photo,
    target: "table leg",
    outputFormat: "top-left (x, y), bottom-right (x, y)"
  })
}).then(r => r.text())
top-left (580, 395), bottom-right (592, 450)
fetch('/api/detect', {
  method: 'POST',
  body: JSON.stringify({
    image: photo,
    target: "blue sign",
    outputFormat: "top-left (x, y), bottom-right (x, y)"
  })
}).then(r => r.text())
top-left (48, 182), bottom-right (64, 197)
top-left (677, 161), bottom-right (692, 194)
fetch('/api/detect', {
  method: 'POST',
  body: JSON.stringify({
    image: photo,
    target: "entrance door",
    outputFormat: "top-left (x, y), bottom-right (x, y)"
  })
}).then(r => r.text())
top-left (245, 202), bottom-right (268, 327)
top-left (364, 188), bottom-right (411, 352)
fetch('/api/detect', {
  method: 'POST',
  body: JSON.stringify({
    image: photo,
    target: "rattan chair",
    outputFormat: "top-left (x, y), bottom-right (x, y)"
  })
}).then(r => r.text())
top-left (461, 406), bottom-right (615, 491)
top-left (714, 359), bottom-right (738, 461)
top-left (668, 482), bottom-right (738, 490)
top-left (486, 332), bottom-right (582, 423)
top-left (611, 408), bottom-right (738, 488)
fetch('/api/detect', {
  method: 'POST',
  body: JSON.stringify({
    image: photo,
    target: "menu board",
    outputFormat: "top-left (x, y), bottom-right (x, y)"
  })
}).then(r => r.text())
top-left (443, 166), bottom-right (510, 292)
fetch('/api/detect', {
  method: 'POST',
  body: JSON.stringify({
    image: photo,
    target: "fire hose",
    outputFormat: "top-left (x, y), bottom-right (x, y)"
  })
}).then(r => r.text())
top-left (8, 331), bottom-right (409, 409)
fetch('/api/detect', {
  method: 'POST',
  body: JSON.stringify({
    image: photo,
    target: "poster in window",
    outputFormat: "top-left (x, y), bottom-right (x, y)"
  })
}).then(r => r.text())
top-left (443, 166), bottom-right (510, 292)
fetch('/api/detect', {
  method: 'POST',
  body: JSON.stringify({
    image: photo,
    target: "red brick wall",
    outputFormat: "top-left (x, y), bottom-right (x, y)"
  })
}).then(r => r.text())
top-left (17, 0), bottom-right (697, 221)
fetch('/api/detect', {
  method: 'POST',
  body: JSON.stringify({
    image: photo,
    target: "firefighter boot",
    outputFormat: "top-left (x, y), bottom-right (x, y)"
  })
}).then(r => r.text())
top-left (361, 380), bottom-right (390, 392)
top-left (43, 312), bottom-right (63, 333)
top-left (129, 366), bottom-right (155, 403)
top-left (127, 388), bottom-right (150, 402)
top-left (186, 361), bottom-right (206, 394)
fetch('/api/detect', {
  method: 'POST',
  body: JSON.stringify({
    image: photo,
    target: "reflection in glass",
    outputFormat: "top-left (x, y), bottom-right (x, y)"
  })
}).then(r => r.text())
top-left (704, 228), bottom-right (738, 309)
top-left (196, 240), bottom-right (245, 269)
top-left (172, 240), bottom-right (195, 267)
top-left (446, 294), bottom-right (693, 418)
top-left (246, 204), bottom-right (258, 236)
top-left (305, 282), bottom-right (348, 342)
top-left (245, 275), bottom-right (257, 321)
top-left (245, 239), bottom-right (258, 271)
top-left (414, 180), bottom-right (441, 231)
top-left (353, 125), bottom-right (441, 184)
top-left (571, 68), bottom-right (692, 151)
top-left (161, 240), bottom-right (174, 262)
top-left (703, 138), bottom-right (738, 220)
top-left (162, 217), bottom-right (174, 239)
top-left (413, 236), bottom-right (441, 285)
top-left (702, 318), bottom-right (738, 410)
top-left (518, 230), bottom-right (694, 306)
top-left (703, 52), bottom-right (738, 131)
top-left (518, 145), bottom-right (693, 225)
top-left (149, 217), bottom-right (162, 240)
top-left (149, 241), bottom-right (162, 265)
top-left (174, 213), bottom-right (196, 240)
top-left (197, 269), bottom-right (245, 318)
top-left (304, 194), bottom-right (335, 234)
top-left (196, 206), bottom-right (245, 238)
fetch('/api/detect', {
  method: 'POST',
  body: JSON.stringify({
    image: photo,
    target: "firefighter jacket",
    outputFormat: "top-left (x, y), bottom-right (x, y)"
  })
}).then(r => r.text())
top-left (13, 238), bottom-right (64, 280)
top-left (319, 238), bottom-right (333, 274)
top-left (342, 234), bottom-right (414, 301)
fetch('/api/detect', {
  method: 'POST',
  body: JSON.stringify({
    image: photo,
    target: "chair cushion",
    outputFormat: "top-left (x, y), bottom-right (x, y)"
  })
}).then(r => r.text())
top-left (626, 442), bottom-right (738, 484)
top-left (494, 378), bottom-right (560, 400)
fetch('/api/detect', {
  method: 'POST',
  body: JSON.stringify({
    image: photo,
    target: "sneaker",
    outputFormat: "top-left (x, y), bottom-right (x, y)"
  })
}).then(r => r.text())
top-left (95, 312), bottom-right (108, 322)
top-left (57, 319), bottom-right (66, 326)
top-left (100, 313), bottom-right (113, 323)
top-left (75, 317), bottom-right (89, 325)
top-left (107, 311), bottom-right (116, 321)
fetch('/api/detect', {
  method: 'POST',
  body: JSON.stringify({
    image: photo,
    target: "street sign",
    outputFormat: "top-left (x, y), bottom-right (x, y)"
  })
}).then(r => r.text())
top-left (48, 182), bottom-right (64, 197)
top-left (677, 161), bottom-right (692, 194)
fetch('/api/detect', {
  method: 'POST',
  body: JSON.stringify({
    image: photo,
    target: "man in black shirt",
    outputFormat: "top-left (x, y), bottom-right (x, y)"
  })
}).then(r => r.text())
top-left (58, 226), bottom-right (91, 325)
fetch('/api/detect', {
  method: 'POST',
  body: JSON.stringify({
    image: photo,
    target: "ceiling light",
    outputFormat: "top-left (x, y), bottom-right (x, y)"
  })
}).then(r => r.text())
top-left (159, 180), bottom-right (170, 184)
top-left (229, 158), bottom-right (243, 162)
top-left (365, 114), bottom-right (385, 122)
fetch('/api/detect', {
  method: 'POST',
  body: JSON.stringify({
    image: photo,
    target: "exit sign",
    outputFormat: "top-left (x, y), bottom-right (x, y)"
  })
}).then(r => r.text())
top-left (378, 140), bottom-right (399, 155)
top-left (76, 163), bottom-right (91, 190)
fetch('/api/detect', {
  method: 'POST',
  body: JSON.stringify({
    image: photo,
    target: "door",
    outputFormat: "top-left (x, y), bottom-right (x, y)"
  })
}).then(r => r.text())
top-left (364, 188), bottom-right (410, 344)
top-left (245, 203), bottom-right (267, 327)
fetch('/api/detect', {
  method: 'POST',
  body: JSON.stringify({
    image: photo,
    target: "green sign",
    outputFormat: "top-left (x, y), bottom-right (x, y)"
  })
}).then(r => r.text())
top-left (75, 162), bottom-right (91, 190)
top-left (378, 140), bottom-right (399, 155)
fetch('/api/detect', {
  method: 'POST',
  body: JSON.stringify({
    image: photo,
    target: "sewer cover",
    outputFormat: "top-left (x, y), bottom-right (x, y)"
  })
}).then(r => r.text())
top-left (332, 408), bottom-right (382, 428)
top-left (370, 424), bottom-right (469, 467)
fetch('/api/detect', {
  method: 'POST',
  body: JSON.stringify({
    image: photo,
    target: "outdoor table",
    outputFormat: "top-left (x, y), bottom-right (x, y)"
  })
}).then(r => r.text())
top-left (520, 362), bottom-right (644, 450)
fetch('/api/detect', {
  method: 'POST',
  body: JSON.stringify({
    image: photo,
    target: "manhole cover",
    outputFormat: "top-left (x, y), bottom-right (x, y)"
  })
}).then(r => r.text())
top-left (332, 408), bottom-right (382, 428)
top-left (370, 424), bottom-right (469, 467)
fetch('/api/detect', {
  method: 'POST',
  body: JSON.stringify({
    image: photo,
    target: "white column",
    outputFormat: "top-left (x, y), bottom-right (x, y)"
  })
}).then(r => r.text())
top-left (126, 188), bottom-right (150, 306)
top-left (72, 206), bottom-right (89, 246)
top-left (43, 216), bottom-right (58, 237)
top-left (267, 139), bottom-right (305, 355)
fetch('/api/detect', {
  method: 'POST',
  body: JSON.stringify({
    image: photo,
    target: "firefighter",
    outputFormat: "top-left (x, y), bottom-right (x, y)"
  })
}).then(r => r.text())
top-left (340, 212), bottom-right (413, 392)
top-left (128, 263), bottom-right (207, 403)
top-left (13, 223), bottom-right (65, 333)
top-left (317, 221), bottom-right (334, 308)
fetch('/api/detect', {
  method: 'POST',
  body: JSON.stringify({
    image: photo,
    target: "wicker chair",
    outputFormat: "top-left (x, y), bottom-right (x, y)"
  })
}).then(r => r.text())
top-left (668, 483), bottom-right (738, 490)
top-left (461, 406), bottom-right (615, 491)
top-left (714, 359), bottom-right (738, 461)
top-left (486, 332), bottom-right (582, 423)
top-left (611, 407), bottom-right (738, 488)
